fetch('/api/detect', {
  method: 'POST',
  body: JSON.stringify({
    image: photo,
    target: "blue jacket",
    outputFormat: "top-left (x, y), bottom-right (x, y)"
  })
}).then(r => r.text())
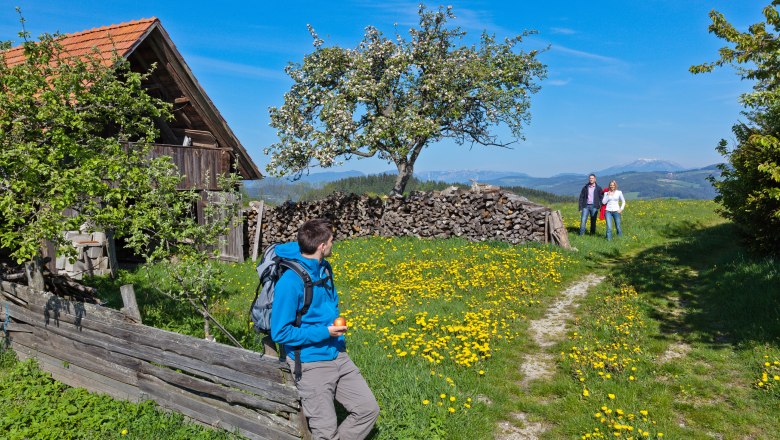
top-left (270, 242), bottom-right (345, 362)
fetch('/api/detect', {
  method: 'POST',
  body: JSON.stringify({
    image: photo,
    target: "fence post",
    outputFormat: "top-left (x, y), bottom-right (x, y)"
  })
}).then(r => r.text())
top-left (251, 200), bottom-right (264, 262)
top-left (106, 229), bottom-right (119, 278)
top-left (120, 284), bottom-right (142, 323)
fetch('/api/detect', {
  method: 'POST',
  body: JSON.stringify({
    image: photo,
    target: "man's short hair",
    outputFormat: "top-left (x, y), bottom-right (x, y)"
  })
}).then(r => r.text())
top-left (298, 218), bottom-right (334, 254)
top-left (589, 173), bottom-right (596, 178)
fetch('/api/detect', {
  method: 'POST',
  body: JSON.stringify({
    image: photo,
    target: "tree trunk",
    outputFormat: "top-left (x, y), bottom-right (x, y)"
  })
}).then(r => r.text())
top-left (391, 162), bottom-right (414, 197)
top-left (390, 138), bottom-right (427, 196)
top-left (24, 255), bottom-right (46, 291)
top-left (203, 310), bottom-right (213, 341)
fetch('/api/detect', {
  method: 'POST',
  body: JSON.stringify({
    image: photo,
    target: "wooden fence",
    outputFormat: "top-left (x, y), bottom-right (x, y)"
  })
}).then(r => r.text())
top-left (0, 281), bottom-right (305, 439)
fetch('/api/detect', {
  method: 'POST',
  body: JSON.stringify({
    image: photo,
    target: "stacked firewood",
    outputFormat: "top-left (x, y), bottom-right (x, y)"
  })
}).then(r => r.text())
top-left (245, 187), bottom-right (562, 250)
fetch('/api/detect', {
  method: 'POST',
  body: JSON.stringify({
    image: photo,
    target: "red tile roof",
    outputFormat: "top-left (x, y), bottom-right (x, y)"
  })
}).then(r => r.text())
top-left (3, 17), bottom-right (158, 66)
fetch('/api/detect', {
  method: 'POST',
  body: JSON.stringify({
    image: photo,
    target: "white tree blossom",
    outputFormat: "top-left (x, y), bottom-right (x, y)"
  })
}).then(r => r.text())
top-left (267, 5), bottom-right (546, 195)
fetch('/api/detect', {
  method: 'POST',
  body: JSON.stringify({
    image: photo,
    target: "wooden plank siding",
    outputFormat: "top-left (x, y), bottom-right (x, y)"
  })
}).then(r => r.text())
top-left (201, 191), bottom-right (244, 263)
top-left (0, 281), bottom-right (304, 439)
top-left (150, 144), bottom-right (232, 191)
top-left (148, 144), bottom-right (244, 262)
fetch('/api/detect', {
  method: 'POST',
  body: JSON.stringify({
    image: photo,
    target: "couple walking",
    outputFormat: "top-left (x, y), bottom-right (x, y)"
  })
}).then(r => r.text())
top-left (578, 174), bottom-right (626, 240)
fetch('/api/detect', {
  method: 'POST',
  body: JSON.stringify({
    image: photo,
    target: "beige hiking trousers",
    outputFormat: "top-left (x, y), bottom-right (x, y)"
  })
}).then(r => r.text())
top-left (288, 352), bottom-right (380, 440)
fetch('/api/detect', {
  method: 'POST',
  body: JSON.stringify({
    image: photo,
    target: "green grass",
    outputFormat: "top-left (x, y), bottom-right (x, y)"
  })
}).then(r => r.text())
top-left (523, 201), bottom-right (780, 439)
top-left (0, 349), bottom-right (239, 439)
top-left (3, 199), bottom-right (779, 439)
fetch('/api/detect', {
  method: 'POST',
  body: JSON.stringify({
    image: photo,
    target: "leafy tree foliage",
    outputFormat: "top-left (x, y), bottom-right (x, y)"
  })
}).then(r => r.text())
top-left (0, 20), bottom-right (171, 265)
top-left (1, 17), bottom-right (245, 344)
top-left (267, 5), bottom-right (546, 196)
top-left (691, 1), bottom-right (780, 254)
top-left (124, 170), bottom-right (244, 345)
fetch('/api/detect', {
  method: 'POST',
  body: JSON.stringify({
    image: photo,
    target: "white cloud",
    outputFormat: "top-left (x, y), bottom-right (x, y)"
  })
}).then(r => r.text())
top-left (187, 55), bottom-right (288, 81)
top-left (547, 79), bottom-right (571, 86)
top-left (616, 120), bottom-right (673, 129)
top-left (551, 44), bottom-right (623, 64)
top-left (550, 27), bottom-right (576, 35)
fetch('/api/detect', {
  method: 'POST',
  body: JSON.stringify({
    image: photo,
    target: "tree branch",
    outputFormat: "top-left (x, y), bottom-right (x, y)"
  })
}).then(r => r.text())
top-left (187, 296), bottom-right (244, 349)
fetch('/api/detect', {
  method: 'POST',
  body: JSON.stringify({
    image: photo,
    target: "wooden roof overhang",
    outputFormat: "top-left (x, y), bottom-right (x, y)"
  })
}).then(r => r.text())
top-left (3, 18), bottom-right (262, 181)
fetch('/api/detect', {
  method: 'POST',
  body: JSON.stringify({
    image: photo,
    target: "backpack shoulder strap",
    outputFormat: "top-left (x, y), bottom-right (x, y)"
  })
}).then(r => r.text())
top-left (278, 260), bottom-right (314, 326)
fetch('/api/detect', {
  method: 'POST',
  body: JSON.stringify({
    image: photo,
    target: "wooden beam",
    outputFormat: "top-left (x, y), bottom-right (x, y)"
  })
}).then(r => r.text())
top-left (252, 200), bottom-right (264, 262)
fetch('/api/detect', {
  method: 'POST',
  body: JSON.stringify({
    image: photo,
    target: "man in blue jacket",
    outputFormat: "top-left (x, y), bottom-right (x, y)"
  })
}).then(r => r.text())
top-left (271, 218), bottom-right (379, 440)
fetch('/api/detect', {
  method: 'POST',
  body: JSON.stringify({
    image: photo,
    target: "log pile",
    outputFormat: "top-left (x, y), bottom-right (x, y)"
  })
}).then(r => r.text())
top-left (245, 187), bottom-right (569, 251)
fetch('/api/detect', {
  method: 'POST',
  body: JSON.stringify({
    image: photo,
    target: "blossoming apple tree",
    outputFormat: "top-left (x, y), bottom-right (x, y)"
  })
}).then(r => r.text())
top-left (267, 5), bottom-right (547, 196)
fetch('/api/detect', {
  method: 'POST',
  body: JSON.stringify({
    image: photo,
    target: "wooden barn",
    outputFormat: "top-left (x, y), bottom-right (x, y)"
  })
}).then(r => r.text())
top-left (4, 18), bottom-right (262, 268)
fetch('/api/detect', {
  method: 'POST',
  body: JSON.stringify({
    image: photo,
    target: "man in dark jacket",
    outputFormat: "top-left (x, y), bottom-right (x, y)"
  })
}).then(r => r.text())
top-left (578, 174), bottom-right (603, 236)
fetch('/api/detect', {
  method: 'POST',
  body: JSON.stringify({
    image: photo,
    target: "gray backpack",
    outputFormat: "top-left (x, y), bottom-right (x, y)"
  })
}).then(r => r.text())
top-left (249, 243), bottom-right (333, 380)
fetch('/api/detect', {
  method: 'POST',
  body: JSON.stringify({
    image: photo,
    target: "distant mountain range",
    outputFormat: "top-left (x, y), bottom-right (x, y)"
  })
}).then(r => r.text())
top-left (596, 159), bottom-right (685, 175)
top-left (245, 159), bottom-right (721, 200)
top-left (478, 165), bottom-right (719, 200)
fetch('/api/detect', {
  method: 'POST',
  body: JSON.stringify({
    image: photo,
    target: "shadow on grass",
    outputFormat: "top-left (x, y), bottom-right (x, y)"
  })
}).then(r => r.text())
top-left (612, 222), bottom-right (780, 347)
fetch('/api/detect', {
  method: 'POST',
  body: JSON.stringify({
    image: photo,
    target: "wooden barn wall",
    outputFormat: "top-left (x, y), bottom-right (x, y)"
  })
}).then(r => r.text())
top-left (150, 145), bottom-right (230, 191)
top-left (0, 281), bottom-right (304, 440)
top-left (201, 191), bottom-right (244, 263)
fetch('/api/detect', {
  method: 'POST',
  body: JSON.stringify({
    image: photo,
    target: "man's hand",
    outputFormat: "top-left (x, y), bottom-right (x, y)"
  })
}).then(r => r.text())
top-left (328, 325), bottom-right (347, 337)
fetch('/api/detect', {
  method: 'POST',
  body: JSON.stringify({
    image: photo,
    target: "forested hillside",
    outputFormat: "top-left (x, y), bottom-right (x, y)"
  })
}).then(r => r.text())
top-left (242, 173), bottom-right (573, 205)
top-left (243, 165), bottom-right (719, 205)
top-left (484, 165), bottom-right (720, 199)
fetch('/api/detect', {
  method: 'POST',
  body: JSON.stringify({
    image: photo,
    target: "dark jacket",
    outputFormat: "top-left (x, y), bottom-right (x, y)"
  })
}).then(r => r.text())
top-left (578, 183), bottom-right (604, 210)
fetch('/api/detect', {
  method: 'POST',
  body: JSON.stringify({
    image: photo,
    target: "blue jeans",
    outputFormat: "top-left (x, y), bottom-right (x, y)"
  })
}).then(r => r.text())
top-left (605, 211), bottom-right (622, 240)
top-left (579, 204), bottom-right (598, 235)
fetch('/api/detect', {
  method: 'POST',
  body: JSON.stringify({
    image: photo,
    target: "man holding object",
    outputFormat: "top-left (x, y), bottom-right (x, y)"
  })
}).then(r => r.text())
top-left (271, 218), bottom-right (379, 439)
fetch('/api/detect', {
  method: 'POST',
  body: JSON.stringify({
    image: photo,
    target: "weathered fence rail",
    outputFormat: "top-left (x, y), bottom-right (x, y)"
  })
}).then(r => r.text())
top-left (0, 280), bottom-right (305, 440)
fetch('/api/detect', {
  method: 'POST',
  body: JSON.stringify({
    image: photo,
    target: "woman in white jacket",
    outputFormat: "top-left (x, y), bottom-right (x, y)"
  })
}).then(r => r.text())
top-left (602, 180), bottom-right (626, 240)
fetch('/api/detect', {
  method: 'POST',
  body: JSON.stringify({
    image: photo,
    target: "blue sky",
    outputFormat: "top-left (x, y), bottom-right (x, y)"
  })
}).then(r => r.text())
top-left (1, 1), bottom-right (765, 177)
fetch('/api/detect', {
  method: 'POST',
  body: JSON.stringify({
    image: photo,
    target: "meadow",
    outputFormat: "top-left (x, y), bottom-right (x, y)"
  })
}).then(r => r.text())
top-left (2, 199), bottom-right (779, 439)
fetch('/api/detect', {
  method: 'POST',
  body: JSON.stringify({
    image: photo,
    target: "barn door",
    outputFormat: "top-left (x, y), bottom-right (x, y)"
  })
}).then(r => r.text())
top-left (203, 191), bottom-right (244, 263)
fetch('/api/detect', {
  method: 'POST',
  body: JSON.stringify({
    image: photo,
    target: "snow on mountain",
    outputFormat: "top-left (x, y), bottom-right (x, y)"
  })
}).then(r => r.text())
top-left (596, 159), bottom-right (685, 176)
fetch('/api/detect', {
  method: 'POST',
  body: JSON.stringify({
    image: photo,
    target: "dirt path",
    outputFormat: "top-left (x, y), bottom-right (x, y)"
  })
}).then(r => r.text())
top-left (496, 274), bottom-right (605, 440)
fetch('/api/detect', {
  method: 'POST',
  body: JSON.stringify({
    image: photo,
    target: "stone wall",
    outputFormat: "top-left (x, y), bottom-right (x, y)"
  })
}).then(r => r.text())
top-left (244, 187), bottom-right (568, 257)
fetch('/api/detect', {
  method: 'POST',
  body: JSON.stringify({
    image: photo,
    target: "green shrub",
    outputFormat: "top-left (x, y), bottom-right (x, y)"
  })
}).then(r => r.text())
top-left (691, 3), bottom-right (780, 255)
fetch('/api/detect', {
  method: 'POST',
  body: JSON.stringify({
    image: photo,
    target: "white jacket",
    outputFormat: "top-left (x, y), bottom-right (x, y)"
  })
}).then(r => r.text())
top-left (602, 190), bottom-right (625, 212)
